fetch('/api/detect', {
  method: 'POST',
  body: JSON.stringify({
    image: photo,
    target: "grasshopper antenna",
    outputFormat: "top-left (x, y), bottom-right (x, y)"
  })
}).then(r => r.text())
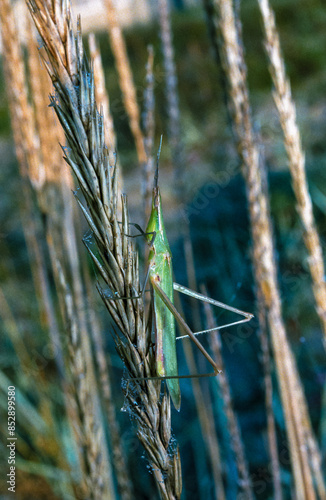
top-left (154, 135), bottom-right (163, 189)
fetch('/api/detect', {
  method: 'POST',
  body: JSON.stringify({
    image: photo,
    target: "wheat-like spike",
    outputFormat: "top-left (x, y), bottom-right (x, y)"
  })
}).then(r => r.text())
top-left (24, 12), bottom-right (115, 498)
top-left (51, 254), bottom-right (108, 499)
top-left (212, 0), bottom-right (319, 498)
top-left (27, 1), bottom-right (182, 497)
top-left (258, 0), bottom-right (326, 346)
top-left (26, 13), bottom-right (65, 185)
top-left (258, 2), bottom-right (326, 497)
top-left (0, 0), bottom-right (44, 188)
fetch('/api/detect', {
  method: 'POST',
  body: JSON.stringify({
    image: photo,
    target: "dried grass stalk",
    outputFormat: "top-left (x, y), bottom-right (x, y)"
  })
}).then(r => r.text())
top-left (256, 278), bottom-right (282, 500)
top-left (258, 2), bottom-right (326, 496)
top-left (26, 13), bottom-right (64, 186)
top-left (200, 286), bottom-right (254, 500)
top-left (52, 255), bottom-right (111, 499)
top-left (83, 270), bottom-right (134, 500)
top-left (27, 1), bottom-right (182, 497)
top-left (103, 0), bottom-right (146, 164)
top-left (0, 4), bottom-right (87, 496)
top-left (173, 292), bottom-right (225, 500)
top-left (28, 16), bottom-right (128, 500)
top-left (0, 0), bottom-right (44, 188)
top-left (40, 136), bottom-right (113, 500)
top-left (212, 0), bottom-right (319, 498)
top-left (258, 0), bottom-right (326, 347)
top-left (2, 2), bottom-right (115, 495)
top-left (0, 286), bottom-right (33, 378)
top-left (0, 0), bottom-right (64, 377)
top-left (158, 0), bottom-right (183, 191)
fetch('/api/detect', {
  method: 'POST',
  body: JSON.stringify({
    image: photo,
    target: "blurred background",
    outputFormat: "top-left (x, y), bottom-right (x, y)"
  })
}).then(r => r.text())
top-left (0, 0), bottom-right (326, 499)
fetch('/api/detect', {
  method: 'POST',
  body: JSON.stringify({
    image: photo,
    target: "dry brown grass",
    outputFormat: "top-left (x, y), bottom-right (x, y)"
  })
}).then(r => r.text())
top-left (202, 285), bottom-right (254, 500)
top-left (258, 0), bottom-right (326, 349)
top-left (1, 0), bottom-right (115, 497)
top-left (210, 0), bottom-right (325, 498)
top-left (158, 0), bottom-right (183, 191)
top-left (103, 0), bottom-right (146, 165)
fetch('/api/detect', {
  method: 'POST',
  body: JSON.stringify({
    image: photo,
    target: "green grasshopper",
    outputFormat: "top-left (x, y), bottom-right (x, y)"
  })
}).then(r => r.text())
top-left (127, 147), bottom-right (253, 411)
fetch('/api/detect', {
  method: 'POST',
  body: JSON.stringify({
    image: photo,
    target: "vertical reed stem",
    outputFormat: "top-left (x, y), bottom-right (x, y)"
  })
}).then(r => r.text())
top-left (211, 0), bottom-right (318, 497)
top-left (258, 0), bottom-right (326, 347)
top-left (158, 0), bottom-right (183, 192)
top-left (103, 0), bottom-right (146, 164)
top-left (200, 285), bottom-right (253, 500)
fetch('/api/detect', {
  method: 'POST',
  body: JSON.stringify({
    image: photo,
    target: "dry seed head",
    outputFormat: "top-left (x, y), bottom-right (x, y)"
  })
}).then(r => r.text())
top-left (28, 1), bottom-right (182, 496)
